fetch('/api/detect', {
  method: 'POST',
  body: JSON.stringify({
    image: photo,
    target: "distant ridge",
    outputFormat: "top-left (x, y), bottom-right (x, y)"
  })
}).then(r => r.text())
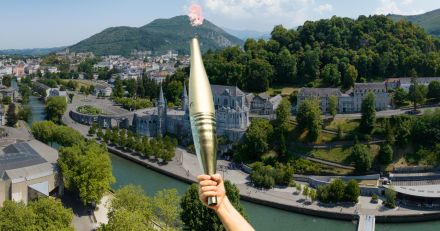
top-left (69, 15), bottom-right (245, 57)
top-left (0, 46), bottom-right (69, 56)
top-left (387, 9), bottom-right (440, 37)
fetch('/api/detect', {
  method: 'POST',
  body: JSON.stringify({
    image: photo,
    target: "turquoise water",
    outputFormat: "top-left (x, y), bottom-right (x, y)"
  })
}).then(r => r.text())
top-left (13, 81), bottom-right (439, 230)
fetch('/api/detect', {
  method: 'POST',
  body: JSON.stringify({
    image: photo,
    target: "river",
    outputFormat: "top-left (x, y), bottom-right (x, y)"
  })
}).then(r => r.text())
top-left (12, 81), bottom-right (440, 230)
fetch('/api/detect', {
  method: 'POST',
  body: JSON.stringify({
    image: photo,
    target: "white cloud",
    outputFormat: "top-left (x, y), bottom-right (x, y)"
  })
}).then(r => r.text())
top-left (374, 0), bottom-right (401, 15)
top-left (401, 0), bottom-right (412, 4)
top-left (313, 4), bottom-right (332, 15)
top-left (191, 0), bottom-right (316, 30)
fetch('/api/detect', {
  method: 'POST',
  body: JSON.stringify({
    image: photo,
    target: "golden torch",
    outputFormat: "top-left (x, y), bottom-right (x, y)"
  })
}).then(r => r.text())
top-left (189, 38), bottom-right (218, 206)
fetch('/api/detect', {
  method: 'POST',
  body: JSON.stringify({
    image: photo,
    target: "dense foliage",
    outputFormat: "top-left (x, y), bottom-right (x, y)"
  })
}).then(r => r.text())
top-left (249, 162), bottom-right (294, 188)
top-left (45, 96), bottom-right (67, 123)
top-left (317, 178), bottom-right (360, 203)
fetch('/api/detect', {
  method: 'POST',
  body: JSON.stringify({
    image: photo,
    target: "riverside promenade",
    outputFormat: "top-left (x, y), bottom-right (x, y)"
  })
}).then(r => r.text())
top-left (62, 94), bottom-right (440, 223)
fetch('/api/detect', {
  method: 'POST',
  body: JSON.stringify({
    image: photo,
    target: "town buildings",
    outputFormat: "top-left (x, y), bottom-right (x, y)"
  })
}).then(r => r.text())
top-left (93, 84), bottom-right (112, 97)
top-left (250, 92), bottom-right (282, 115)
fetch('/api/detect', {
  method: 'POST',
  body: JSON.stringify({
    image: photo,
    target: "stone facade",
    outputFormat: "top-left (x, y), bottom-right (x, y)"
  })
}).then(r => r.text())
top-left (250, 92), bottom-right (282, 115)
top-left (69, 83), bottom-right (249, 143)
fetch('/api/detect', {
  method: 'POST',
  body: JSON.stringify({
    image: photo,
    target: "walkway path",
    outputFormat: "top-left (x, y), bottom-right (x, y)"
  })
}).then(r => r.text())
top-left (287, 149), bottom-right (355, 169)
top-left (61, 94), bottom-right (440, 224)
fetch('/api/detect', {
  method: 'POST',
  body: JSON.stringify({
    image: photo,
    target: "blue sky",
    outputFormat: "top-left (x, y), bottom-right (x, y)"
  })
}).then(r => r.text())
top-left (1, 0), bottom-right (440, 50)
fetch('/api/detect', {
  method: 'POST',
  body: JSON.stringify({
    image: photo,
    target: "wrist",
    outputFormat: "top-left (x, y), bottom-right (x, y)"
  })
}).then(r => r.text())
top-left (215, 196), bottom-right (229, 213)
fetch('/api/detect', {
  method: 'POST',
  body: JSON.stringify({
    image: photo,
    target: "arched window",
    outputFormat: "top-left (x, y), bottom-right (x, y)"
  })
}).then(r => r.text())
top-left (224, 98), bottom-right (228, 106)
top-left (232, 100), bottom-right (234, 106)
top-left (218, 98), bottom-right (220, 104)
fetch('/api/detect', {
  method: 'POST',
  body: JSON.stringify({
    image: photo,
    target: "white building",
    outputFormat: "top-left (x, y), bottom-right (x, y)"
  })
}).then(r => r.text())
top-left (49, 89), bottom-right (68, 102)
top-left (93, 84), bottom-right (112, 96)
top-left (398, 77), bottom-right (440, 92)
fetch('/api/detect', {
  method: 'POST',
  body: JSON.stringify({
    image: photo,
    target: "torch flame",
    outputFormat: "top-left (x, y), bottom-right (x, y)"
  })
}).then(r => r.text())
top-left (189, 4), bottom-right (204, 26)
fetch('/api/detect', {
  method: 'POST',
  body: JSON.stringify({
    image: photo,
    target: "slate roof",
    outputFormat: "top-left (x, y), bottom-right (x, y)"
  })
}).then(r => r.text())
top-left (354, 83), bottom-right (386, 92)
top-left (210, 85), bottom-right (245, 96)
top-left (94, 84), bottom-right (110, 90)
top-left (33, 82), bottom-right (50, 90)
top-left (257, 92), bottom-right (270, 100)
top-left (399, 77), bottom-right (440, 83)
top-left (245, 93), bottom-right (255, 104)
top-left (298, 88), bottom-right (342, 97)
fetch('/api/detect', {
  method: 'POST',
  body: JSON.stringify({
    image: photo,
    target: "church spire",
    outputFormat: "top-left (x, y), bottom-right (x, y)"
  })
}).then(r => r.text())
top-left (182, 81), bottom-right (188, 99)
top-left (158, 84), bottom-right (164, 103)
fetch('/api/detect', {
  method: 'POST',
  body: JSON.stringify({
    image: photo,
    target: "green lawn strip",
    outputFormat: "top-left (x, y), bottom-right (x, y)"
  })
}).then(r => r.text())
top-left (295, 146), bottom-right (355, 165)
top-left (23, 121), bottom-right (32, 132)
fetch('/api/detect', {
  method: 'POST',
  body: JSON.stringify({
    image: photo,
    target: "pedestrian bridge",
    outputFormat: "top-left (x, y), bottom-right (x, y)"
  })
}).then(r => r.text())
top-left (358, 215), bottom-right (375, 231)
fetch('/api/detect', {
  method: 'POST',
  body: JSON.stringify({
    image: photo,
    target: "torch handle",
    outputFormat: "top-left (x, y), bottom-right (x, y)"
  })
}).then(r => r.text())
top-left (190, 113), bottom-right (218, 206)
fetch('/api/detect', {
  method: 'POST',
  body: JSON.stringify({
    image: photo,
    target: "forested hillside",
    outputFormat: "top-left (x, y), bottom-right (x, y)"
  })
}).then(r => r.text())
top-left (203, 15), bottom-right (440, 92)
top-left (69, 16), bottom-right (244, 57)
top-left (0, 46), bottom-right (68, 56)
top-left (387, 9), bottom-right (440, 38)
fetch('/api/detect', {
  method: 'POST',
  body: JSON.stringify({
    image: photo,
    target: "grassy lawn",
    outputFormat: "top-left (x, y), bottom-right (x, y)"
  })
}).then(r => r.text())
top-left (382, 142), bottom-right (415, 172)
top-left (294, 144), bottom-right (380, 166)
top-left (331, 178), bottom-right (377, 187)
top-left (323, 118), bottom-right (361, 133)
top-left (73, 80), bottom-right (100, 89)
top-left (281, 88), bottom-right (300, 96)
top-left (286, 123), bottom-right (337, 144)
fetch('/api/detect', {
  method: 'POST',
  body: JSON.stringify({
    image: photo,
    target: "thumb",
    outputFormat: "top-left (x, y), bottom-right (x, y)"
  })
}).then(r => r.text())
top-left (211, 174), bottom-right (223, 184)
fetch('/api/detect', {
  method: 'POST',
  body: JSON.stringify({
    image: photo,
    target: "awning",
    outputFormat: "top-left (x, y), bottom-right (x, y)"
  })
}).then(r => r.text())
top-left (28, 181), bottom-right (49, 196)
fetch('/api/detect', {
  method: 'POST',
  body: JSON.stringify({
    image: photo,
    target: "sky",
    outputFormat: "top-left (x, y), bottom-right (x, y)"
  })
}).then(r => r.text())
top-left (1, 0), bottom-right (440, 50)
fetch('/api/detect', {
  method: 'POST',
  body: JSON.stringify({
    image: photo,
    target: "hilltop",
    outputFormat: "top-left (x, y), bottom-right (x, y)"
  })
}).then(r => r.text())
top-left (69, 16), bottom-right (244, 57)
top-left (0, 46), bottom-right (68, 56)
top-left (387, 9), bottom-right (440, 37)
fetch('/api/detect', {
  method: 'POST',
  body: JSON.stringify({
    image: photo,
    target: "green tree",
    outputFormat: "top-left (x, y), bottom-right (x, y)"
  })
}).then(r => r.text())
top-left (127, 78), bottom-right (137, 98)
top-left (58, 140), bottom-right (115, 205)
top-left (386, 184), bottom-right (396, 205)
top-left (322, 63), bottom-right (341, 85)
top-left (247, 58), bottom-right (273, 92)
top-left (296, 184), bottom-right (302, 193)
top-left (353, 135), bottom-right (359, 146)
top-left (428, 80), bottom-right (440, 100)
top-left (379, 143), bottom-right (393, 164)
top-left (296, 98), bottom-right (312, 126)
top-left (0, 200), bottom-right (36, 230)
top-left (166, 81), bottom-right (183, 103)
top-left (32, 120), bottom-right (57, 145)
top-left (409, 68), bottom-right (424, 111)
top-left (245, 118), bottom-right (274, 160)
top-left (345, 179), bottom-right (360, 202)
top-left (68, 93), bottom-right (74, 102)
top-left (118, 129), bottom-right (127, 148)
top-left (135, 140), bottom-right (143, 153)
top-left (382, 119), bottom-right (394, 145)
top-left (126, 135), bottom-right (135, 150)
top-left (353, 144), bottom-right (372, 172)
top-left (328, 95), bottom-right (338, 117)
top-left (6, 103), bottom-right (18, 125)
top-left (276, 98), bottom-right (291, 132)
top-left (143, 141), bottom-right (153, 157)
top-left (275, 47), bottom-right (298, 84)
top-left (153, 189), bottom-right (182, 229)
top-left (104, 128), bottom-right (112, 142)
top-left (302, 185), bottom-right (309, 200)
top-left (2, 74), bottom-right (12, 87)
top-left (307, 99), bottom-right (323, 142)
top-left (309, 188), bottom-right (316, 201)
top-left (2, 96), bottom-right (11, 104)
top-left (279, 133), bottom-right (287, 161)
top-left (88, 126), bottom-right (96, 136)
top-left (396, 120), bottom-right (411, 148)
top-left (27, 197), bottom-right (75, 231)
top-left (330, 178), bottom-right (345, 202)
top-left (180, 180), bottom-right (249, 231)
top-left (393, 87), bottom-right (408, 104)
top-left (344, 65), bottom-right (358, 88)
top-left (17, 105), bottom-right (34, 122)
top-left (360, 91), bottom-right (376, 132)
top-left (337, 123), bottom-right (344, 139)
top-left (97, 126), bottom-right (104, 139)
top-left (45, 96), bottom-right (67, 123)
top-left (289, 90), bottom-right (299, 105)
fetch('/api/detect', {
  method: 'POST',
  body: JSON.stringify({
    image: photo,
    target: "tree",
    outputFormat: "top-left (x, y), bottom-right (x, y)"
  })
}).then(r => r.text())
top-left (276, 98), bottom-right (291, 132)
top-left (55, 125), bottom-right (84, 147)
top-left (275, 47), bottom-right (298, 84)
top-left (309, 188), bottom-right (316, 201)
top-left (386, 184), bottom-right (396, 205)
top-left (397, 119), bottom-right (411, 148)
top-left (88, 126), bottom-right (96, 136)
top-left (2, 74), bottom-right (12, 87)
top-left (345, 179), bottom-right (360, 202)
top-left (353, 144), bottom-right (372, 172)
top-left (2, 96), bottom-right (11, 104)
top-left (17, 105), bottom-right (34, 122)
top-left (143, 141), bottom-right (153, 157)
top-left (360, 91), bottom-right (376, 132)
top-left (60, 86), bottom-right (67, 91)
top-left (32, 120), bottom-right (57, 145)
top-left (247, 58), bottom-right (273, 92)
top-left (296, 98), bottom-right (312, 126)
top-left (353, 135), bottom-right (359, 146)
top-left (0, 200), bottom-right (36, 230)
top-left (97, 92), bottom-right (102, 98)
top-left (382, 119), bottom-right (394, 145)
top-left (6, 103), bottom-right (18, 125)
top-left (302, 185), bottom-right (309, 200)
top-left (409, 68), bottom-right (424, 111)
top-left (101, 184), bottom-right (153, 231)
top-left (166, 81), bottom-right (183, 103)
top-left (307, 99), bottom-right (323, 142)
top-left (428, 80), bottom-right (440, 100)
top-left (330, 178), bottom-right (345, 202)
top-left (27, 197), bottom-right (75, 230)
top-left (135, 140), bottom-right (143, 153)
top-left (328, 95), bottom-right (338, 117)
top-left (344, 65), bottom-right (358, 88)
top-left (68, 93), bottom-right (74, 102)
top-left (180, 181), bottom-right (249, 231)
top-left (279, 134), bottom-right (287, 161)
top-left (289, 90), bottom-right (299, 106)
top-left (337, 123), bottom-right (344, 139)
top-left (104, 128), bottom-right (112, 142)
top-left (296, 184), bottom-right (302, 193)
top-left (322, 63), bottom-right (341, 85)
top-left (127, 78), bottom-right (137, 98)
top-left (393, 87), bottom-right (408, 104)
top-left (58, 140), bottom-right (115, 205)
top-left (126, 135), bottom-right (135, 150)
top-left (153, 189), bottom-right (182, 229)
top-left (97, 126), bottom-right (104, 139)
top-left (379, 143), bottom-right (393, 164)
top-left (118, 129), bottom-right (127, 148)
top-left (245, 118), bottom-right (274, 160)
top-left (45, 96), bottom-right (67, 123)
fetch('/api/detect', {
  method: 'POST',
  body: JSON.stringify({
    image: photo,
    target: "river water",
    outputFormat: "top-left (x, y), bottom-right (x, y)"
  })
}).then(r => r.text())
top-left (12, 81), bottom-right (440, 230)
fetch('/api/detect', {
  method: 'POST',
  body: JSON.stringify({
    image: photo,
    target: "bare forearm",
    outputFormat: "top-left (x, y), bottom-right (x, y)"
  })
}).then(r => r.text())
top-left (215, 197), bottom-right (255, 231)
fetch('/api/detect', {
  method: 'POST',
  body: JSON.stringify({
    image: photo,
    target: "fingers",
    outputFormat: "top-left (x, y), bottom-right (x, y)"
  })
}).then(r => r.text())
top-left (210, 174), bottom-right (223, 184)
top-left (200, 186), bottom-right (218, 192)
top-left (200, 191), bottom-right (218, 199)
top-left (197, 175), bottom-right (211, 182)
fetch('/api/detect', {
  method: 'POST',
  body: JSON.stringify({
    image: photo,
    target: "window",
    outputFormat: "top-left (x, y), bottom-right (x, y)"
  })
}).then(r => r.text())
top-left (232, 100), bottom-right (234, 106)
top-left (218, 98), bottom-right (220, 105)
top-left (224, 98), bottom-right (228, 106)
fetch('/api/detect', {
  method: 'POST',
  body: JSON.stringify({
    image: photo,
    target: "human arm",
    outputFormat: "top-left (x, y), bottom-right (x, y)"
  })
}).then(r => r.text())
top-left (198, 174), bottom-right (255, 231)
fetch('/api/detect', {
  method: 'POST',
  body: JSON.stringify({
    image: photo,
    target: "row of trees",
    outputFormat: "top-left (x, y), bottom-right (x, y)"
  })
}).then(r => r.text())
top-left (317, 178), bottom-right (360, 203)
top-left (249, 162), bottom-right (294, 188)
top-left (91, 124), bottom-right (177, 163)
top-left (115, 97), bottom-right (154, 110)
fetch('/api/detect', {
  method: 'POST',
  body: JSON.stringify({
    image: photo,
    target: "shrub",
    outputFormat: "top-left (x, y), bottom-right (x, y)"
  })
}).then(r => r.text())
top-left (372, 194), bottom-right (379, 200)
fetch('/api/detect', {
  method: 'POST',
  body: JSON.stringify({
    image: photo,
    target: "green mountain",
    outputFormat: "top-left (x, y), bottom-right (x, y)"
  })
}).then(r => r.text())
top-left (0, 46), bottom-right (68, 56)
top-left (69, 16), bottom-right (244, 57)
top-left (387, 9), bottom-right (440, 37)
